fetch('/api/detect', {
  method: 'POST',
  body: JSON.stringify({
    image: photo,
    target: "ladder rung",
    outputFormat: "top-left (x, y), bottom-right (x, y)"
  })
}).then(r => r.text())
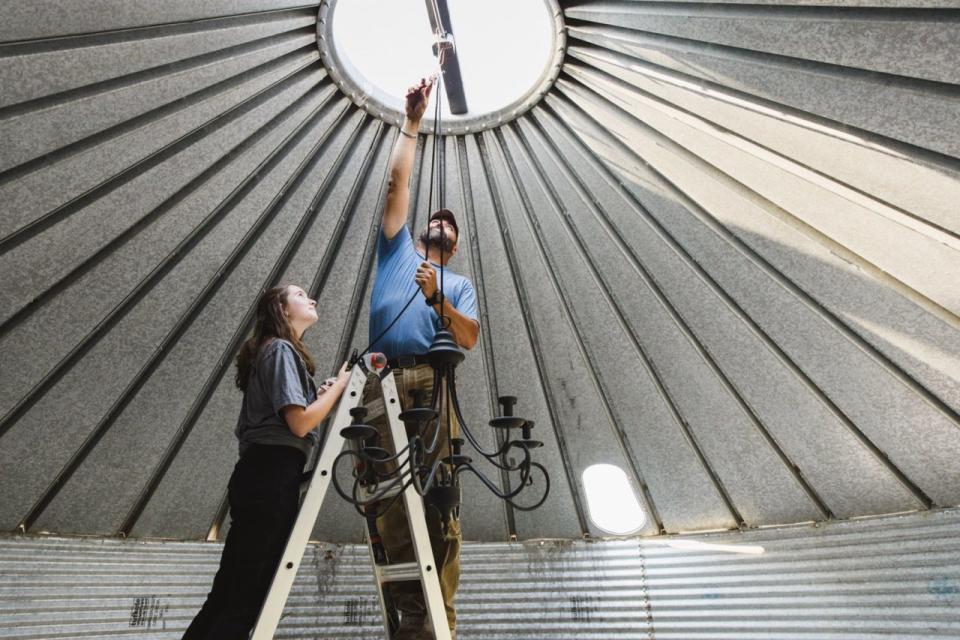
top-left (377, 562), bottom-right (424, 583)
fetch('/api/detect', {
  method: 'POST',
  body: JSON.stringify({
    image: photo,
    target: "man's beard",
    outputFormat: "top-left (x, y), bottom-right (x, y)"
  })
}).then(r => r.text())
top-left (419, 227), bottom-right (456, 253)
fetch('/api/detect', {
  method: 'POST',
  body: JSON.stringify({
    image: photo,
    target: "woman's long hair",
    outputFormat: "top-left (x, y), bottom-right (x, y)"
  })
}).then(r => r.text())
top-left (235, 285), bottom-right (316, 391)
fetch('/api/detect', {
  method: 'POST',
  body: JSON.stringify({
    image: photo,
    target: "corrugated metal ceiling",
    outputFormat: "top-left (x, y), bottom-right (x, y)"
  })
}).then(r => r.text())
top-left (0, 0), bottom-right (958, 543)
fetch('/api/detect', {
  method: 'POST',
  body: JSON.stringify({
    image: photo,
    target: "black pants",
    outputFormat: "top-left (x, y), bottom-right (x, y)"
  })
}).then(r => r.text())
top-left (182, 444), bottom-right (305, 640)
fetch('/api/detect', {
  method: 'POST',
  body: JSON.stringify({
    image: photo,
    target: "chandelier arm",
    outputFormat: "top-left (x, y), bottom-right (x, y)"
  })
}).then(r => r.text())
top-left (454, 458), bottom-right (534, 501)
top-left (453, 461), bottom-right (520, 499)
top-left (505, 463), bottom-right (551, 512)
top-left (331, 449), bottom-right (408, 508)
top-left (413, 455), bottom-right (448, 498)
top-left (503, 440), bottom-right (534, 473)
top-left (449, 375), bottom-right (519, 461)
top-left (352, 476), bottom-right (416, 519)
top-left (348, 436), bottom-right (417, 467)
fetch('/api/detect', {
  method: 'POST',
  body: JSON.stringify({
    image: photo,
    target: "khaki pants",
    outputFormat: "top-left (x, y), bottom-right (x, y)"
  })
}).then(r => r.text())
top-left (362, 364), bottom-right (461, 638)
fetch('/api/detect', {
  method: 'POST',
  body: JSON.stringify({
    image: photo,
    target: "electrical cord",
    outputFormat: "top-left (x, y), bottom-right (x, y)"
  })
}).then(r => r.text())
top-left (333, 37), bottom-right (549, 518)
top-left (356, 51), bottom-right (449, 362)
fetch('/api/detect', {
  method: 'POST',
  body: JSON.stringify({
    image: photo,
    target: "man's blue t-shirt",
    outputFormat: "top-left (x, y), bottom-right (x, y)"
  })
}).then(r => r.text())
top-left (369, 227), bottom-right (478, 360)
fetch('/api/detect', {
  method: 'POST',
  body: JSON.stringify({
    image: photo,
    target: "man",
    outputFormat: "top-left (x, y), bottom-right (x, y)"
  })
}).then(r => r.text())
top-left (362, 77), bottom-right (479, 640)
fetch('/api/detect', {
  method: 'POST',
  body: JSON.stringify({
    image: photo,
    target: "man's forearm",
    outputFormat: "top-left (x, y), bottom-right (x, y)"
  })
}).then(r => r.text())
top-left (383, 116), bottom-right (421, 238)
top-left (388, 116), bottom-right (420, 184)
top-left (431, 299), bottom-right (479, 350)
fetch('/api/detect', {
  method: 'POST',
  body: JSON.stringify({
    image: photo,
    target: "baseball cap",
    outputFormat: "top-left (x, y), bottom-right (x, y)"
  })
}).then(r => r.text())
top-left (429, 208), bottom-right (459, 239)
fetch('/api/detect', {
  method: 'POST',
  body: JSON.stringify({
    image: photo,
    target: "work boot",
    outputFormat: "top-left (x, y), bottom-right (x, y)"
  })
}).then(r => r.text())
top-left (389, 585), bottom-right (428, 640)
top-left (392, 614), bottom-right (429, 640)
top-left (392, 613), bottom-right (457, 640)
top-left (393, 618), bottom-right (456, 640)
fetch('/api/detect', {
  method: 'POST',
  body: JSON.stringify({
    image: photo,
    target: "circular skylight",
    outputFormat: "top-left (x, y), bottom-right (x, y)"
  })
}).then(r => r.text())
top-left (317, 0), bottom-right (565, 134)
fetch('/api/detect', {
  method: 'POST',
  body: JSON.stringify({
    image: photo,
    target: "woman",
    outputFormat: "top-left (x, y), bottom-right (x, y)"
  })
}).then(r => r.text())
top-left (183, 284), bottom-right (351, 639)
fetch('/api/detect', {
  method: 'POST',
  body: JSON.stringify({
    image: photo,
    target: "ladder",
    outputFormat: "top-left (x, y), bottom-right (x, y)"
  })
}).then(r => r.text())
top-left (251, 353), bottom-right (451, 640)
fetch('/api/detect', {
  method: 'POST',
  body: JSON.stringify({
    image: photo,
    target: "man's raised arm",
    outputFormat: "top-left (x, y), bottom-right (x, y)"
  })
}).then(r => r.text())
top-left (382, 77), bottom-right (435, 241)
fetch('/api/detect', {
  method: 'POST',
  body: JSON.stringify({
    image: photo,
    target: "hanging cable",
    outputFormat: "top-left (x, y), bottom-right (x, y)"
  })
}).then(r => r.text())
top-left (333, 26), bottom-right (551, 521)
top-left (358, 46), bottom-right (448, 361)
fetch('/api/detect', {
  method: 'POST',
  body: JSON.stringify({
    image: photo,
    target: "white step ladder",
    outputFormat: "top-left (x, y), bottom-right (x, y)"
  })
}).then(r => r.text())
top-left (251, 353), bottom-right (451, 640)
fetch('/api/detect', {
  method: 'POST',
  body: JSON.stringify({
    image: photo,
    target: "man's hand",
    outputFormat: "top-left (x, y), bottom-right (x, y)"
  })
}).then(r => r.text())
top-left (415, 261), bottom-right (439, 299)
top-left (405, 76), bottom-right (436, 123)
top-left (414, 261), bottom-right (480, 350)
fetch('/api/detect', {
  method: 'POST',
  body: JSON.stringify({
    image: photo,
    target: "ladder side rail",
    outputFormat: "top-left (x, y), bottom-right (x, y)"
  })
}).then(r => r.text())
top-left (369, 557), bottom-right (393, 640)
top-left (362, 369), bottom-right (410, 640)
top-left (365, 501), bottom-right (395, 640)
top-left (251, 363), bottom-right (369, 640)
top-left (380, 372), bottom-right (451, 640)
top-left (357, 372), bottom-right (397, 640)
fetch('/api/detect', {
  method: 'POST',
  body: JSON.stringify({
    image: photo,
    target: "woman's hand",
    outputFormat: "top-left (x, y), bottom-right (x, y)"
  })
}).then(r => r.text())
top-left (316, 377), bottom-right (337, 396)
top-left (334, 361), bottom-right (351, 388)
top-left (317, 362), bottom-right (350, 398)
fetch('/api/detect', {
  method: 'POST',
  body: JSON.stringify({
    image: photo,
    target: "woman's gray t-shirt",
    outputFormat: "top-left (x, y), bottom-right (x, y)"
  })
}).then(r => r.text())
top-left (235, 339), bottom-right (318, 458)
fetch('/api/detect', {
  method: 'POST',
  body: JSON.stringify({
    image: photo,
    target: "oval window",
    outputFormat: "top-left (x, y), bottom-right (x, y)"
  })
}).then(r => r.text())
top-left (582, 464), bottom-right (646, 535)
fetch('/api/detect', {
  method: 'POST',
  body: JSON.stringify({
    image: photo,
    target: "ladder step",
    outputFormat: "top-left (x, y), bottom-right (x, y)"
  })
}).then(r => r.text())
top-left (377, 562), bottom-right (425, 583)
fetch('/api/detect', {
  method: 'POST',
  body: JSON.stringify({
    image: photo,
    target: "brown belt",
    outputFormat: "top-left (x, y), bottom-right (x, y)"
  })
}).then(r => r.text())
top-left (387, 354), bottom-right (432, 369)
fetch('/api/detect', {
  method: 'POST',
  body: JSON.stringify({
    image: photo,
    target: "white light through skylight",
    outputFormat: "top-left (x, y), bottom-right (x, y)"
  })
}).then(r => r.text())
top-left (332, 0), bottom-right (557, 120)
top-left (583, 464), bottom-right (646, 535)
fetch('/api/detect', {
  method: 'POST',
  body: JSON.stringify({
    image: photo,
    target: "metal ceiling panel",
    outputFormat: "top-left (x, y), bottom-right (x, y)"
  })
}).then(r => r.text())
top-left (0, 0), bottom-right (958, 543)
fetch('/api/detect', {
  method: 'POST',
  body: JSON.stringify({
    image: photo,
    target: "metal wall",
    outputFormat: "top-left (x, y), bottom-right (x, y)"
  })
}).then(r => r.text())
top-left (0, 0), bottom-right (958, 543)
top-left (2, 508), bottom-right (960, 639)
